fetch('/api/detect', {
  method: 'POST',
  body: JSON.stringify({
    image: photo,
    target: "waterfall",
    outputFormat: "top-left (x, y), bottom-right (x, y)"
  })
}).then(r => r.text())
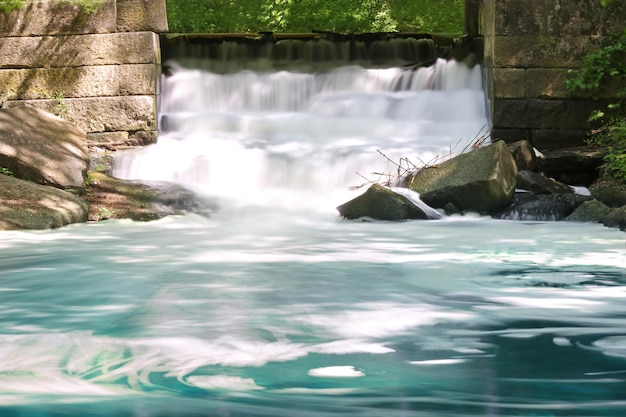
top-left (113, 43), bottom-right (490, 213)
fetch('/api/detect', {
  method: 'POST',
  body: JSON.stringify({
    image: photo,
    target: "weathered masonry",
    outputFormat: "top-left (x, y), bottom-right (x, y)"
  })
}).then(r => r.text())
top-left (0, 0), bottom-right (167, 148)
top-left (1, 0), bottom-right (625, 154)
top-left (476, 0), bottom-right (626, 151)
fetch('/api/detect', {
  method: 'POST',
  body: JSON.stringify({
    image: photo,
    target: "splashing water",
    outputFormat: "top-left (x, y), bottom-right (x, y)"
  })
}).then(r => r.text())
top-left (113, 58), bottom-right (488, 211)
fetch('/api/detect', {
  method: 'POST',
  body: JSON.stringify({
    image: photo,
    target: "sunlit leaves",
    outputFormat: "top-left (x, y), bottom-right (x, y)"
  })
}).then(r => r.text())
top-left (165, 0), bottom-right (464, 34)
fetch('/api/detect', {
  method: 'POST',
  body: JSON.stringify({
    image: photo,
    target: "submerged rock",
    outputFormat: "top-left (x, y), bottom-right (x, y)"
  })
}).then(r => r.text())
top-left (0, 107), bottom-right (89, 191)
top-left (494, 193), bottom-right (591, 221)
top-left (0, 174), bottom-right (88, 230)
top-left (408, 140), bottom-right (518, 213)
top-left (337, 183), bottom-right (434, 221)
top-left (84, 171), bottom-right (215, 221)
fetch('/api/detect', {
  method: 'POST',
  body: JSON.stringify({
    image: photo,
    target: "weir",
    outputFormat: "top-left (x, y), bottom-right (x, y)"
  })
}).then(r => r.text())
top-left (114, 38), bottom-right (489, 208)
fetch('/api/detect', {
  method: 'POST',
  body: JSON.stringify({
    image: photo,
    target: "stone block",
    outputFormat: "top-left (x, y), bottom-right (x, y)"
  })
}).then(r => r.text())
top-left (2, 96), bottom-right (157, 133)
top-left (129, 130), bottom-right (158, 145)
top-left (492, 68), bottom-right (525, 99)
top-left (490, 0), bottom-right (626, 37)
top-left (493, 36), bottom-right (603, 68)
top-left (87, 131), bottom-right (130, 145)
top-left (0, 66), bottom-right (120, 101)
top-left (119, 64), bottom-right (159, 95)
top-left (116, 0), bottom-right (169, 33)
top-left (525, 68), bottom-right (571, 98)
top-left (0, 32), bottom-right (160, 69)
top-left (492, 98), bottom-right (600, 130)
top-left (491, 128), bottom-right (532, 143)
top-left (531, 129), bottom-right (588, 151)
top-left (0, 0), bottom-right (116, 36)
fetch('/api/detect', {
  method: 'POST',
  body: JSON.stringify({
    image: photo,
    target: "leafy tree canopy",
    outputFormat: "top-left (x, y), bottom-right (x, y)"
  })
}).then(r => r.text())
top-left (165, 0), bottom-right (464, 34)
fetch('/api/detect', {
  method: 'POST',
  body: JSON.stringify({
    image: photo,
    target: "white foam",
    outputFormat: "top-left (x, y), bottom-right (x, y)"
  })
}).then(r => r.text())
top-left (308, 366), bottom-right (365, 378)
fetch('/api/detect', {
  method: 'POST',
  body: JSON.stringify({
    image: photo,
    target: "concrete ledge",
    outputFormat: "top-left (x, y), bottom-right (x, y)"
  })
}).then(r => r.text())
top-left (0, 0), bottom-right (116, 36)
top-left (116, 0), bottom-right (168, 33)
top-left (0, 32), bottom-right (160, 69)
top-left (3, 96), bottom-right (157, 133)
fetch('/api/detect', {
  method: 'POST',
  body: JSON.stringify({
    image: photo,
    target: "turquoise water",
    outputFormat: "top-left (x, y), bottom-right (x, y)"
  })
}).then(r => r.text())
top-left (0, 214), bottom-right (624, 416)
top-left (1, 60), bottom-right (625, 416)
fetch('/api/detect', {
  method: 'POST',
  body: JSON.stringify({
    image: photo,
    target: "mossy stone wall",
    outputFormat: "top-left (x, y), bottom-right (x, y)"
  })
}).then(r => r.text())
top-left (0, 0), bottom-right (168, 149)
top-left (481, 0), bottom-right (626, 151)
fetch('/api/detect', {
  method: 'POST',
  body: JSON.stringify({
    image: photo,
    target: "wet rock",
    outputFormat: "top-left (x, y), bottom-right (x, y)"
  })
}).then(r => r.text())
top-left (494, 193), bottom-right (591, 221)
top-left (84, 171), bottom-right (216, 222)
top-left (516, 170), bottom-right (573, 195)
top-left (508, 140), bottom-right (539, 172)
top-left (540, 146), bottom-right (604, 186)
top-left (0, 107), bottom-right (88, 191)
top-left (603, 206), bottom-right (626, 231)
top-left (590, 180), bottom-right (626, 208)
top-left (409, 140), bottom-right (518, 213)
top-left (0, 174), bottom-right (88, 230)
top-left (566, 200), bottom-right (612, 224)
top-left (337, 183), bottom-right (432, 221)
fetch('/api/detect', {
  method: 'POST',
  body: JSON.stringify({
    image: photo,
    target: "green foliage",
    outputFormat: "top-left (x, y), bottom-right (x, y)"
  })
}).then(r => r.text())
top-left (567, 28), bottom-right (626, 182)
top-left (0, 167), bottom-right (14, 177)
top-left (94, 206), bottom-right (115, 221)
top-left (565, 31), bottom-right (626, 101)
top-left (165, 0), bottom-right (464, 34)
top-left (587, 118), bottom-right (626, 180)
top-left (0, 0), bottom-right (104, 14)
top-left (47, 89), bottom-right (69, 117)
top-left (0, 0), bottom-right (27, 13)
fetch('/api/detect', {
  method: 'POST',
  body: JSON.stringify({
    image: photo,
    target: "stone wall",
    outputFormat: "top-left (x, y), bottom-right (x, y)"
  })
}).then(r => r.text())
top-left (0, 0), bottom-right (168, 149)
top-left (481, 0), bottom-right (626, 151)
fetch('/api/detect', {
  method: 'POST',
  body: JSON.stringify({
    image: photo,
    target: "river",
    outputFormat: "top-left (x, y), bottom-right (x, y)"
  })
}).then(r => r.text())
top-left (0, 54), bottom-right (624, 417)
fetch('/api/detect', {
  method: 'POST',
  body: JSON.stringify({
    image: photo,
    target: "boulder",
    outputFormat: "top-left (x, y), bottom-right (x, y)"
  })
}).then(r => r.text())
top-left (0, 174), bottom-right (88, 230)
top-left (508, 140), bottom-right (539, 172)
top-left (408, 140), bottom-right (518, 213)
top-left (84, 172), bottom-right (216, 221)
top-left (590, 180), bottom-right (626, 208)
top-left (516, 170), bottom-right (573, 195)
top-left (337, 183), bottom-right (433, 221)
top-left (494, 193), bottom-right (591, 221)
top-left (603, 206), bottom-right (626, 231)
top-left (0, 107), bottom-right (88, 190)
top-left (540, 146), bottom-right (604, 186)
top-left (565, 200), bottom-right (612, 224)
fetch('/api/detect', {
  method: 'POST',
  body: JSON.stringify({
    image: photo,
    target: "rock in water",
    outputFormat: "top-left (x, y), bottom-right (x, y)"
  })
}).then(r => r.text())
top-left (337, 183), bottom-right (432, 221)
top-left (0, 174), bottom-right (88, 230)
top-left (408, 140), bottom-right (518, 213)
top-left (0, 108), bottom-right (88, 191)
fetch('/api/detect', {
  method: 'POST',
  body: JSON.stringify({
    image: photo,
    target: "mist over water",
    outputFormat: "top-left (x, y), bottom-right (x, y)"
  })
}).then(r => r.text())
top-left (1, 53), bottom-right (625, 417)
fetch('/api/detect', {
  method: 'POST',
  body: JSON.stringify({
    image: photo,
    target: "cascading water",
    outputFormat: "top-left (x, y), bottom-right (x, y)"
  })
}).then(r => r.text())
top-left (0, 38), bottom-right (625, 417)
top-left (113, 56), bottom-right (488, 213)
